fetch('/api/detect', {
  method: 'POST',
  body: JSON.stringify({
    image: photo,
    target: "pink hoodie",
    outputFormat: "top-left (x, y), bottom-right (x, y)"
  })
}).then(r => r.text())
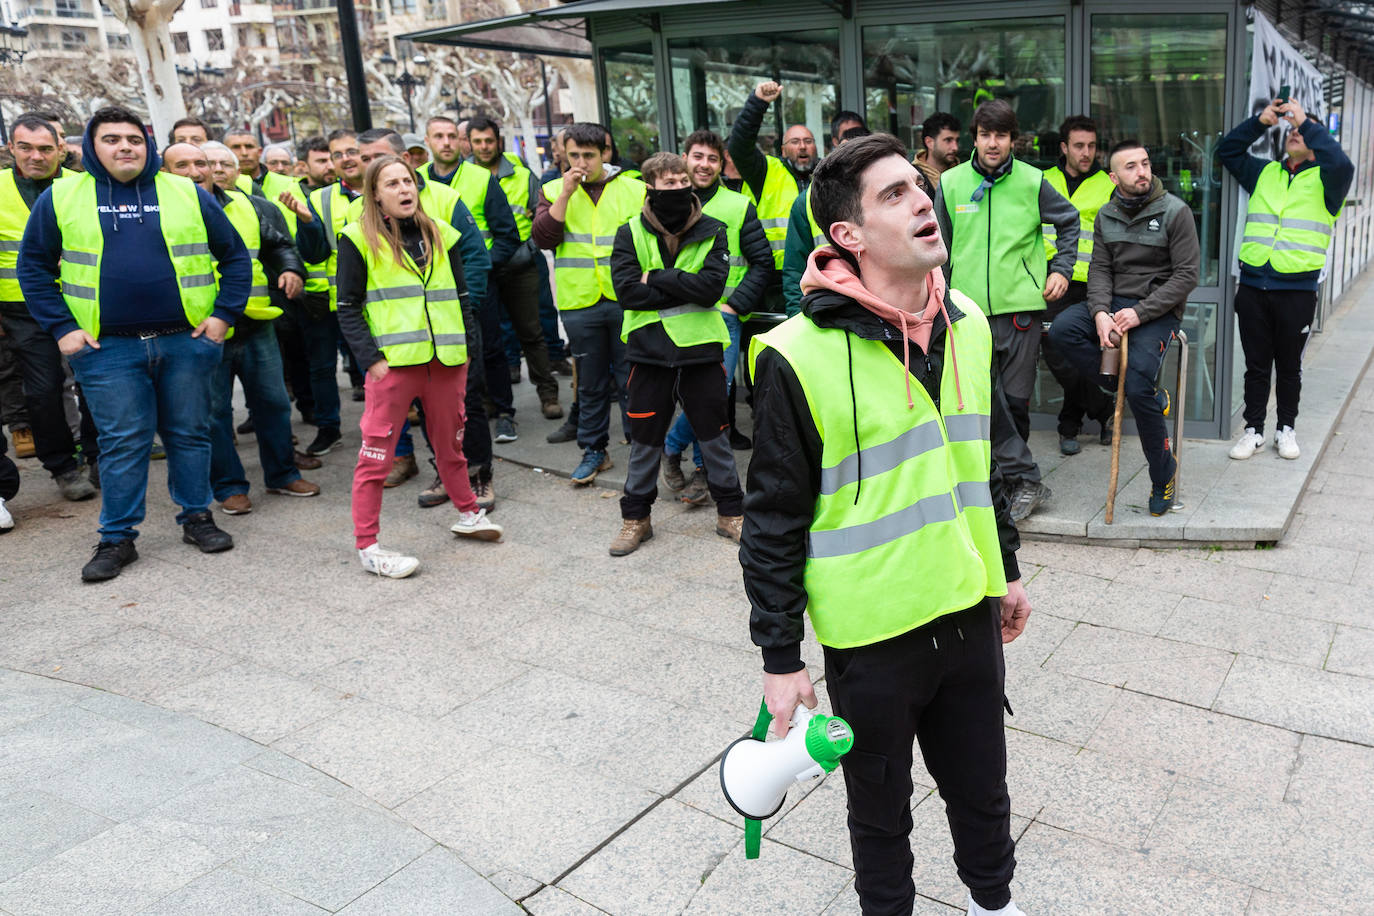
top-left (799, 247), bottom-right (963, 410)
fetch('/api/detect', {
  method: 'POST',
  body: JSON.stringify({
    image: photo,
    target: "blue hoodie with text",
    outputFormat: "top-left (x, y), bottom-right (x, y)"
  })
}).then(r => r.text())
top-left (18, 119), bottom-right (251, 339)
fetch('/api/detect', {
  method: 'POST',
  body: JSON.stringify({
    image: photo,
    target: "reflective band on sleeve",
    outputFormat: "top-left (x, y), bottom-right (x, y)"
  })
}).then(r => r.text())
top-left (555, 257), bottom-right (597, 269)
top-left (171, 242), bottom-right (211, 257)
top-left (61, 249), bottom-right (99, 266)
top-left (954, 480), bottom-right (994, 510)
top-left (62, 283), bottom-right (97, 300)
top-left (0, 240), bottom-right (21, 252)
top-left (943, 413), bottom-right (990, 442)
top-left (181, 273), bottom-right (217, 289)
top-left (364, 284), bottom-right (426, 302)
top-left (807, 491), bottom-right (959, 558)
top-left (432, 333), bottom-right (467, 346)
top-left (563, 232), bottom-right (595, 244)
top-left (820, 420), bottom-right (946, 496)
top-left (373, 329), bottom-right (431, 346)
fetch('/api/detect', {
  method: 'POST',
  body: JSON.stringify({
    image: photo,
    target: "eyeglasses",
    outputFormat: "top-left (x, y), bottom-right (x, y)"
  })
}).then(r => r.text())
top-left (330, 148), bottom-right (360, 161)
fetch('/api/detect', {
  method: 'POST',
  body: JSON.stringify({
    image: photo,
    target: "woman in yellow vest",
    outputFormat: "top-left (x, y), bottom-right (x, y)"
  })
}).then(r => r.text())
top-left (337, 155), bottom-right (503, 578)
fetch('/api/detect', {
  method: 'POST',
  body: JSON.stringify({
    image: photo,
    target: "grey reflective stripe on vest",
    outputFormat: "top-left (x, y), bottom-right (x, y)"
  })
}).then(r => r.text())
top-left (433, 333), bottom-right (466, 346)
top-left (656, 304), bottom-right (715, 318)
top-left (943, 412), bottom-right (990, 443)
top-left (954, 480), bottom-right (993, 510)
top-left (728, 255), bottom-right (748, 267)
top-left (61, 249), bottom-right (99, 266)
top-left (1241, 235), bottom-right (1275, 249)
top-left (307, 269), bottom-right (329, 279)
top-left (1246, 212), bottom-right (1281, 225)
top-left (62, 283), bottom-right (97, 300)
top-left (364, 285), bottom-right (426, 303)
top-left (1272, 238), bottom-right (1330, 254)
top-left (249, 285), bottom-right (270, 298)
top-left (555, 257), bottom-right (596, 269)
top-left (0, 267), bottom-right (15, 279)
top-left (481, 230), bottom-right (492, 241)
top-left (767, 238), bottom-right (786, 252)
top-left (374, 329), bottom-right (431, 347)
top-left (1247, 212), bottom-right (1334, 236)
top-left (181, 273), bottom-right (216, 289)
top-left (819, 419), bottom-right (945, 496)
top-left (245, 247), bottom-right (260, 260)
top-left (759, 217), bottom-right (789, 229)
top-left (0, 240), bottom-right (21, 252)
top-left (322, 192), bottom-right (337, 251)
top-left (807, 491), bottom-right (958, 559)
top-left (563, 232), bottom-right (595, 244)
top-left (426, 288), bottom-right (461, 302)
top-left (510, 204), bottom-right (527, 216)
top-left (171, 242), bottom-right (210, 257)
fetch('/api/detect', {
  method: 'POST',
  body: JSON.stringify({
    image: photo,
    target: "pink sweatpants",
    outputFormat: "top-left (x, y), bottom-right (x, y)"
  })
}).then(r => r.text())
top-left (352, 359), bottom-right (478, 549)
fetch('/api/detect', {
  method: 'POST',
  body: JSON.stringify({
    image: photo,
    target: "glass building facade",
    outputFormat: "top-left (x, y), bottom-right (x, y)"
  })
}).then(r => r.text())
top-left (585, 0), bottom-right (1372, 438)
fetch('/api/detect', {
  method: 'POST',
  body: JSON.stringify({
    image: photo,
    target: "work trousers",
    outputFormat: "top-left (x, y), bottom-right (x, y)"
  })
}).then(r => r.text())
top-left (504, 254), bottom-right (566, 364)
top-left (352, 359), bottom-right (478, 549)
top-left (209, 323), bottom-right (301, 500)
top-left (824, 601), bottom-right (1015, 915)
top-left (1042, 287), bottom-right (1113, 438)
top-left (1234, 284), bottom-right (1317, 434)
top-left (620, 361), bottom-right (742, 519)
top-left (485, 263), bottom-right (558, 414)
top-left (278, 294), bottom-right (342, 431)
top-left (0, 307), bottom-right (99, 477)
top-left (0, 331), bottom-right (28, 429)
top-left (988, 313), bottom-right (1041, 485)
top-left (562, 299), bottom-right (629, 452)
top-left (1048, 299), bottom-right (1179, 487)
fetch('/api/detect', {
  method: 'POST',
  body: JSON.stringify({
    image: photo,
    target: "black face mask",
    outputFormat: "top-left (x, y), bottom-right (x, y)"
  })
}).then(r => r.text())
top-left (648, 186), bottom-right (696, 231)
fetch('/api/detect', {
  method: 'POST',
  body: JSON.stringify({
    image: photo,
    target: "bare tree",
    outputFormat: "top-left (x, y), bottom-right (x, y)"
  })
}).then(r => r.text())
top-left (104, 0), bottom-right (189, 142)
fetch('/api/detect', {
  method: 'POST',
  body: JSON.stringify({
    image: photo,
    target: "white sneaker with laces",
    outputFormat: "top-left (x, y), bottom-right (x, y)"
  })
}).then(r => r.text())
top-left (1275, 426), bottom-right (1300, 460)
top-left (358, 543), bottom-right (419, 578)
top-left (968, 894), bottom-right (1026, 916)
top-left (451, 508), bottom-right (503, 541)
top-left (0, 496), bottom-right (12, 532)
top-left (1228, 427), bottom-right (1265, 460)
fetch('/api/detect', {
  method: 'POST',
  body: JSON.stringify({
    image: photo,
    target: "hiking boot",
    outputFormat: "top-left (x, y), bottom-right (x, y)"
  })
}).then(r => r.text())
top-left (570, 449), bottom-right (611, 485)
top-left (1149, 478), bottom-right (1176, 516)
top-left (1275, 426), bottom-right (1300, 460)
top-left (1228, 427), bottom-right (1265, 460)
top-left (56, 468), bottom-right (97, 502)
top-left (716, 514), bottom-right (743, 543)
top-left (236, 417), bottom-right (255, 435)
top-left (359, 543), bottom-right (419, 578)
top-left (305, 426), bottom-right (342, 456)
top-left (609, 517), bottom-right (652, 556)
top-left (451, 507), bottom-right (503, 541)
top-left (0, 496), bottom-right (12, 533)
top-left (384, 454), bottom-right (418, 488)
top-left (550, 357), bottom-right (573, 377)
top-left (541, 398), bottom-right (564, 419)
top-left (1059, 435), bottom-right (1080, 456)
top-left (546, 419), bottom-right (577, 443)
top-left (1099, 423), bottom-right (1113, 446)
top-left (681, 467), bottom-right (710, 506)
top-left (11, 427), bottom-right (34, 458)
top-left (661, 450), bottom-right (686, 491)
top-left (294, 451), bottom-right (323, 470)
top-left (1008, 480), bottom-right (1051, 523)
top-left (182, 511), bottom-right (234, 553)
top-left (220, 492), bottom-right (253, 515)
top-left (418, 474), bottom-right (449, 508)
top-left (508, 363), bottom-right (521, 385)
top-left (81, 539), bottom-right (137, 582)
top-left (471, 477), bottom-right (495, 511)
top-left (267, 478), bottom-right (321, 497)
top-left (494, 416), bottom-right (518, 443)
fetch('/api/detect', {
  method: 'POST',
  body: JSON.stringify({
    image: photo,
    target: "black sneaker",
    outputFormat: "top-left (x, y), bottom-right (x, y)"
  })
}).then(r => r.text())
top-left (546, 419), bottom-right (577, 444)
top-left (494, 416), bottom-right (519, 443)
top-left (1099, 423), bottom-right (1113, 446)
top-left (1149, 479), bottom-right (1175, 516)
top-left (508, 363), bottom-right (521, 385)
top-left (1059, 435), bottom-right (1080, 456)
top-left (182, 511), bottom-right (234, 553)
top-left (82, 539), bottom-right (138, 582)
top-left (305, 427), bottom-right (342, 456)
top-left (351, 384), bottom-right (365, 403)
top-left (729, 428), bottom-right (753, 450)
top-left (236, 417), bottom-right (255, 435)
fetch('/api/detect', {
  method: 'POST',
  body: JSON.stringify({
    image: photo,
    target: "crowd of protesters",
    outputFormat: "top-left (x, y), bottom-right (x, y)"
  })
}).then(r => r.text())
top-left (0, 79), bottom-right (1350, 581)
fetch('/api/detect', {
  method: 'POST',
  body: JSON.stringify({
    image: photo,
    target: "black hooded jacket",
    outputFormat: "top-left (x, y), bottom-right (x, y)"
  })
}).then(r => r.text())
top-left (741, 286), bottom-right (1022, 674)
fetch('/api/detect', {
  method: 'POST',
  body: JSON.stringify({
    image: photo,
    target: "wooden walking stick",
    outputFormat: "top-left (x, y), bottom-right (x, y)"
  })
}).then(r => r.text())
top-left (1173, 330), bottom-right (1189, 507)
top-left (1105, 328), bottom-right (1128, 525)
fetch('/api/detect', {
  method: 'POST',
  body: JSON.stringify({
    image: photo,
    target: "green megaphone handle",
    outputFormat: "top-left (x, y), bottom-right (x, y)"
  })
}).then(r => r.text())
top-left (744, 697), bottom-right (773, 859)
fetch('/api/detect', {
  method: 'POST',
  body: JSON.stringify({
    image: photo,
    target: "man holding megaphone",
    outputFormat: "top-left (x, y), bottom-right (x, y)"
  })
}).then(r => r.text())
top-left (742, 133), bottom-right (1033, 916)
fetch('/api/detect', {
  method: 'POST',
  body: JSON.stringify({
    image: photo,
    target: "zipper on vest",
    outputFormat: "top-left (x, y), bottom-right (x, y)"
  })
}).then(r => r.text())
top-left (985, 190), bottom-right (992, 310)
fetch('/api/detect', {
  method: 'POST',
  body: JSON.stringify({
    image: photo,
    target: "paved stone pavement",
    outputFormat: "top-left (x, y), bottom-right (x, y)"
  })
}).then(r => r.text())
top-left (4, 325), bottom-right (1374, 914)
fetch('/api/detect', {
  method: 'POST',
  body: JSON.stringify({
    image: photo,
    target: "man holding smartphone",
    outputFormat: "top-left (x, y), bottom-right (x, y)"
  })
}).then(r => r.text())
top-left (1219, 94), bottom-right (1352, 461)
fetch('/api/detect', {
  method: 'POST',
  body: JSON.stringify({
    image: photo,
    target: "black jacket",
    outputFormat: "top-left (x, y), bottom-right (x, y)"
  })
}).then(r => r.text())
top-left (217, 187), bottom-right (304, 336)
top-left (610, 210), bottom-right (730, 367)
top-left (727, 92), bottom-right (810, 203)
top-left (741, 287), bottom-right (1022, 674)
top-left (696, 182), bottom-right (775, 315)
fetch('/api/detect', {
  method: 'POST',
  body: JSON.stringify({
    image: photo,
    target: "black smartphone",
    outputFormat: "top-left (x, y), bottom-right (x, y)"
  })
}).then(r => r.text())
top-left (1278, 85), bottom-right (1291, 103)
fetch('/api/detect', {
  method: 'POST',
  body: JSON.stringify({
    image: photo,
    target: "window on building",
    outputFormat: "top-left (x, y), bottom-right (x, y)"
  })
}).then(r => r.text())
top-left (668, 30), bottom-right (842, 153)
top-left (602, 44), bottom-right (661, 165)
top-left (172, 31), bottom-right (190, 54)
top-left (863, 16), bottom-right (1066, 169)
top-left (59, 27), bottom-right (87, 50)
top-left (55, 0), bottom-right (86, 19)
top-left (107, 32), bottom-right (129, 49)
top-left (424, 0), bottom-right (444, 21)
top-left (205, 28), bottom-right (223, 50)
top-left (391, 0), bottom-right (415, 13)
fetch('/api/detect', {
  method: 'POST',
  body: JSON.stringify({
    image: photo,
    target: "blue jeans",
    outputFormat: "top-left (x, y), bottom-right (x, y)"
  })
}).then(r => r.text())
top-left (561, 299), bottom-right (629, 452)
top-left (68, 330), bottom-right (222, 542)
top-left (665, 311), bottom-right (742, 466)
top-left (282, 296), bottom-right (341, 431)
top-left (209, 323), bottom-right (301, 500)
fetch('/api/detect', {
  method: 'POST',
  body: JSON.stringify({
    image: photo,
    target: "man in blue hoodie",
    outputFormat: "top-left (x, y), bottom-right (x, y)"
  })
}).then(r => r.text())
top-left (18, 106), bottom-right (252, 582)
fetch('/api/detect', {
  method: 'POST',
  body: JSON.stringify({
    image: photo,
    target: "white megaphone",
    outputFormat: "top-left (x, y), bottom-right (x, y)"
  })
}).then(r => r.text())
top-left (719, 705), bottom-right (854, 821)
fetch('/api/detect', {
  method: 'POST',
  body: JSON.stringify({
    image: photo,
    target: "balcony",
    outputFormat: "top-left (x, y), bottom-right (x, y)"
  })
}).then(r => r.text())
top-left (16, 4), bottom-right (95, 20)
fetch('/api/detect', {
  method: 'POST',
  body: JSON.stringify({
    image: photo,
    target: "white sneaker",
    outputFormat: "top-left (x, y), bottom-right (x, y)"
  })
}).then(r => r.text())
top-left (1275, 426), bottom-right (1300, 460)
top-left (0, 496), bottom-right (12, 532)
top-left (358, 543), bottom-right (419, 578)
top-left (1228, 427), bottom-right (1266, 460)
top-left (968, 894), bottom-right (1026, 916)
top-left (451, 508), bottom-right (503, 541)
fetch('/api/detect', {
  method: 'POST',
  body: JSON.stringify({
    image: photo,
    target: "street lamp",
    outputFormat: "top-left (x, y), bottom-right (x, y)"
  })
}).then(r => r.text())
top-left (379, 51), bottom-right (429, 133)
top-left (0, 19), bottom-right (27, 143)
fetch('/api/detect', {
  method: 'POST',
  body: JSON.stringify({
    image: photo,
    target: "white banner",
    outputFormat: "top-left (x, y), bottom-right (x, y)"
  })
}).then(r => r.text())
top-left (1247, 10), bottom-right (1324, 160)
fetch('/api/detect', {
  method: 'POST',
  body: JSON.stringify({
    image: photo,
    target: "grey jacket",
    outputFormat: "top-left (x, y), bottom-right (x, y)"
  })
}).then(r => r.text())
top-left (1087, 178), bottom-right (1199, 323)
